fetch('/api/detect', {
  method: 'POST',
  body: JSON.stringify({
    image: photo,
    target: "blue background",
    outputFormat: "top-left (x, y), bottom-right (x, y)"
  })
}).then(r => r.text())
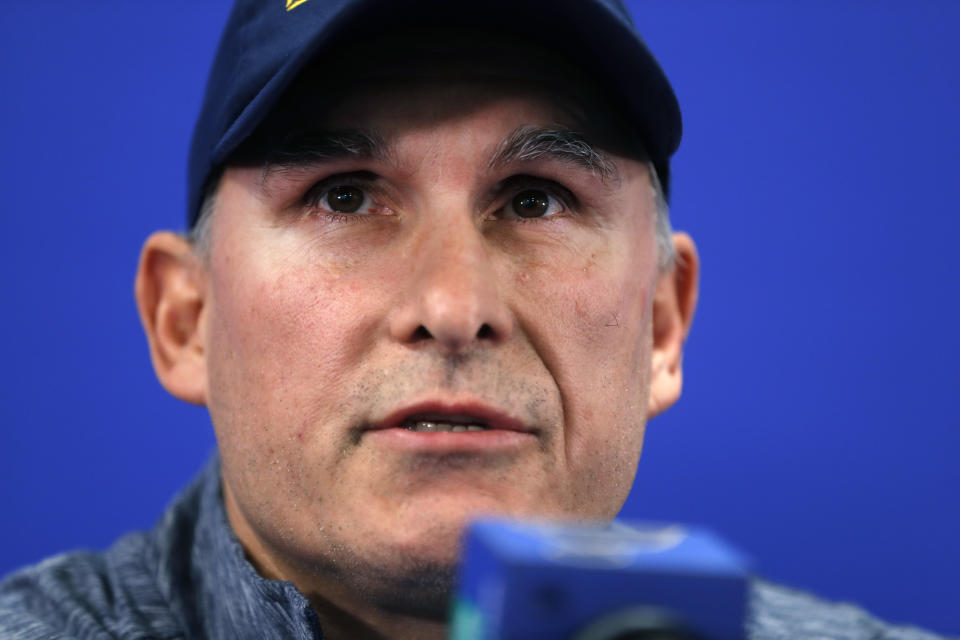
top-left (1, 1), bottom-right (957, 635)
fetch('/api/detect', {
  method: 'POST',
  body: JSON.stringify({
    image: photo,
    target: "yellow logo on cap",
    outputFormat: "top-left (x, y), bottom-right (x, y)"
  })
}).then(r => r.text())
top-left (286, 0), bottom-right (309, 10)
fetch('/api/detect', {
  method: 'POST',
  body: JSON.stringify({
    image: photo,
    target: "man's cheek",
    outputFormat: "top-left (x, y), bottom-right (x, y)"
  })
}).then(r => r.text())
top-left (214, 263), bottom-right (371, 364)
top-left (520, 259), bottom-right (650, 454)
top-left (204, 269), bottom-right (375, 459)
top-left (524, 256), bottom-right (649, 352)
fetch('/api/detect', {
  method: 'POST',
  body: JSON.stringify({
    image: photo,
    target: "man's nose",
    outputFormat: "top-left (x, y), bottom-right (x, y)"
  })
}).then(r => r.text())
top-left (388, 221), bottom-right (513, 352)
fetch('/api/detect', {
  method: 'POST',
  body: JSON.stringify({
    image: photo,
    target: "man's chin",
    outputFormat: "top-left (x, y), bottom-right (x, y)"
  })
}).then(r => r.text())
top-left (317, 539), bottom-right (458, 622)
top-left (365, 559), bottom-right (457, 621)
top-left (285, 499), bottom-right (546, 618)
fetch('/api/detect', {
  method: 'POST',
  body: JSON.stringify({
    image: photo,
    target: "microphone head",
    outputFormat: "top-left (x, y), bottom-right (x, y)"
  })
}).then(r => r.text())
top-left (450, 519), bottom-right (752, 640)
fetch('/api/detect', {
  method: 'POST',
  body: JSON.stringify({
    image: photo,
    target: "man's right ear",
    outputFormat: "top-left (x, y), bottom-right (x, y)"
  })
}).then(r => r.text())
top-left (134, 232), bottom-right (208, 406)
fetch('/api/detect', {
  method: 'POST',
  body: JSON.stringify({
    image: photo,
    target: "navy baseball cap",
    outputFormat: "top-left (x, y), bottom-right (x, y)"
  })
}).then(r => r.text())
top-left (187, 0), bottom-right (682, 228)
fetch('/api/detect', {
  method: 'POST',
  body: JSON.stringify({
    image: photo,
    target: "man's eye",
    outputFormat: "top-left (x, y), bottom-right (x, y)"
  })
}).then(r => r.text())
top-left (325, 185), bottom-right (367, 213)
top-left (302, 179), bottom-right (386, 217)
top-left (503, 189), bottom-right (565, 219)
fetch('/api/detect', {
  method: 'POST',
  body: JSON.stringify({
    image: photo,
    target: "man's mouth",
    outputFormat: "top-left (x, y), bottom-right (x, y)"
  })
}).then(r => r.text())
top-left (362, 401), bottom-right (538, 455)
top-left (401, 414), bottom-right (491, 433)
top-left (365, 401), bottom-right (537, 444)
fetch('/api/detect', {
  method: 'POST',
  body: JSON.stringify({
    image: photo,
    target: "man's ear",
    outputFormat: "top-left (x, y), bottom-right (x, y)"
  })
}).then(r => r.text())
top-left (134, 232), bottom-right (208, 406)
top-left (648, 232), bottom-right (699, 418)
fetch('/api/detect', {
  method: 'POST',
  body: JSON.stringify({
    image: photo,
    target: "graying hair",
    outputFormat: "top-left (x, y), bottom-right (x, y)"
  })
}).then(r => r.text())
top-left (188, 177), bottom-right (218, 259)
top-left (649, 162), bottom-right (676, 272)
top-left (189, 160), bottom-right (674, 271)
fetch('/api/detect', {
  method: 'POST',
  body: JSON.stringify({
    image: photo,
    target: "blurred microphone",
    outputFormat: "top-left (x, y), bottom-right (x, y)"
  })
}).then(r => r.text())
top-left (449, 519), bottom-right (751, 640)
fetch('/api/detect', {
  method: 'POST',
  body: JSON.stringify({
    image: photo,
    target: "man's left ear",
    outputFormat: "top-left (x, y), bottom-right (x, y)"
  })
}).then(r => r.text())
top-left (648, 232), bottom-right (699, 418)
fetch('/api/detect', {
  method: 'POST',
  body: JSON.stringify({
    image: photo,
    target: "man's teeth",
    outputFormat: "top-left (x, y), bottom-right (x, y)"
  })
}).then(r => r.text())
top-left (403, 421), bottom-right (489, 433)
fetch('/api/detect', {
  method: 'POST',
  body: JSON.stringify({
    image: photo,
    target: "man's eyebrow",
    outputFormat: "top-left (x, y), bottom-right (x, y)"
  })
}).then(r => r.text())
top-left (258, 129), bottom-right (390, 183)
top-left (488, 126), bottom-right (620, 184)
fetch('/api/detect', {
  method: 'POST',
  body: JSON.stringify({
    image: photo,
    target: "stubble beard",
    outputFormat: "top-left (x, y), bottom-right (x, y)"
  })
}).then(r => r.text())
top-left (296, 531), bottom-right (459, 622)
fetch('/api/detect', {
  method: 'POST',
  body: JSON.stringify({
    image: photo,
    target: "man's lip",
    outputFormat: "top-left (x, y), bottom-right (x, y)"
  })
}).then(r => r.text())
top-left (367, 401), bottom-right (535, 434)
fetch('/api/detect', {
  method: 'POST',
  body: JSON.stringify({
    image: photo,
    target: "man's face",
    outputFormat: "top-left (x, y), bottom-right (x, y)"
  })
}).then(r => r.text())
top-left (197, 46), bottom-right (666, 607)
